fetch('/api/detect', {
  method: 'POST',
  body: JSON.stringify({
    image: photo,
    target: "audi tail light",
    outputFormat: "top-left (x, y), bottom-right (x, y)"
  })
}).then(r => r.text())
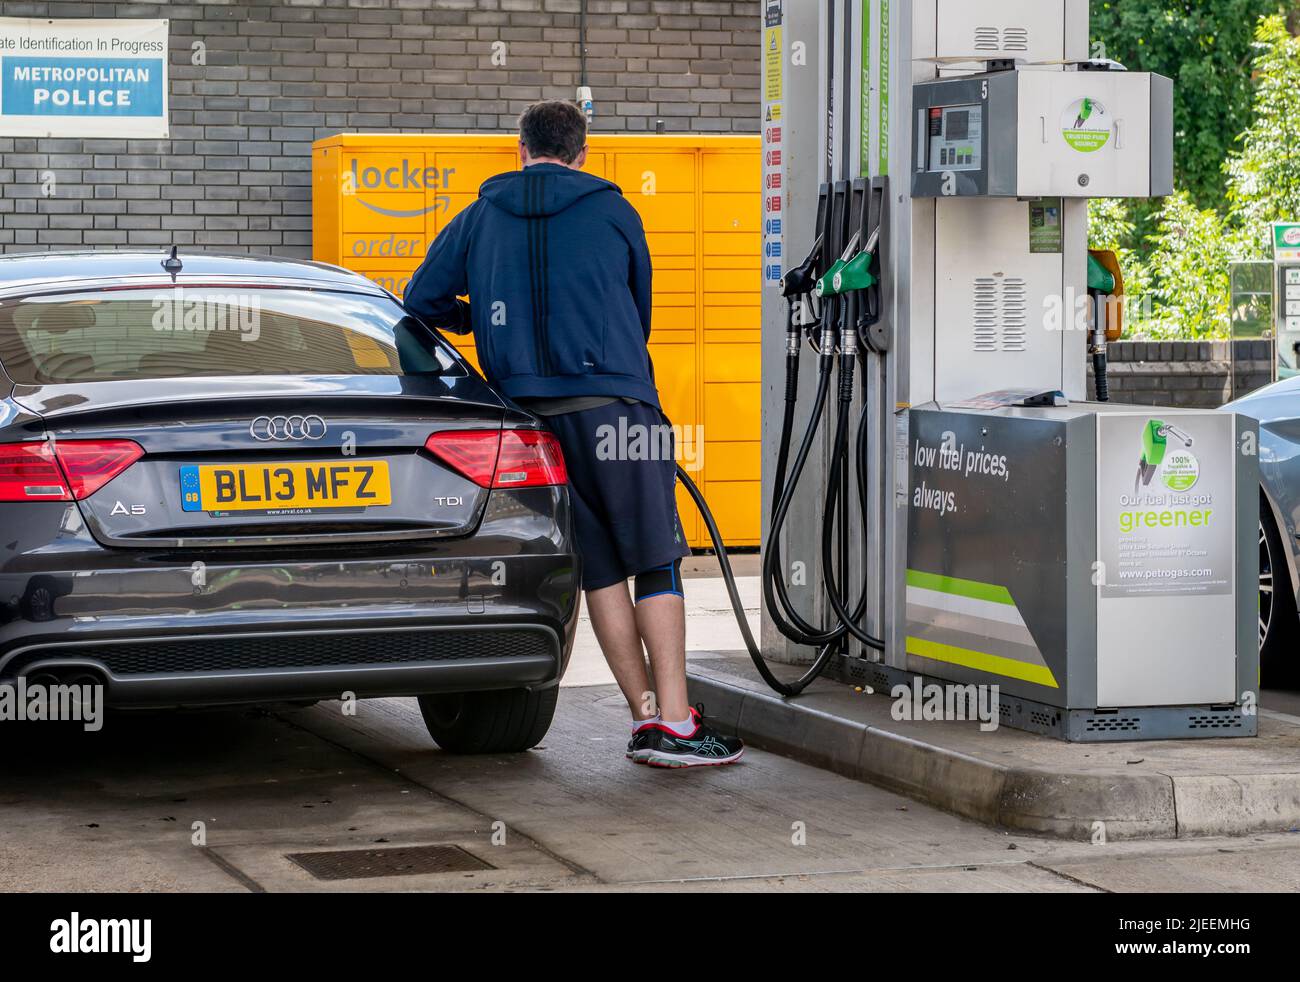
top-left (0, 442), bottom-right (69, 502)
top-left (425, 429), bottom-right (567, 489)
top-left (0, 440), bottom-right (144, 502)
top-left (425, 430), bottom-right (500, 487)
top-left (493, 430), bottom-right (567, 487)
top-left (55, 440), bottom-right (146, 498)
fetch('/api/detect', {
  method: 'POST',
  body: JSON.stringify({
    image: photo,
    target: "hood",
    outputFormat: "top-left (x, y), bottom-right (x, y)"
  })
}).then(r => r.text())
top-left (1224, 374), bottom-right (1297, 422)
top-left (479, 163), bottom-right (620, 218)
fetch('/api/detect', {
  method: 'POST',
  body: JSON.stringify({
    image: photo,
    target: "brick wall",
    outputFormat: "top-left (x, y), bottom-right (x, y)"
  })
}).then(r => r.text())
top-left (0, 0), bottom-right (760, 258)
top-left (1088, 340), bottom-right (1276, 409)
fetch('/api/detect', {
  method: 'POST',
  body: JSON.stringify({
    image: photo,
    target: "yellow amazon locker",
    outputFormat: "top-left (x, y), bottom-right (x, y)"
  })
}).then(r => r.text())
top-left (313, 133), bottom-right (760, 547)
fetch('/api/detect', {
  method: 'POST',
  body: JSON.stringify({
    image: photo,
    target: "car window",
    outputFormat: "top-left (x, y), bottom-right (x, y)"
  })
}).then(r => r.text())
top-left (0, 287), bottom-right (464, 383)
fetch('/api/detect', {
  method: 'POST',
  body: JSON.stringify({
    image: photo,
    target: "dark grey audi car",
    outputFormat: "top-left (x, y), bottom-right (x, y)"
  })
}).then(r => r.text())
top-left (0, 251), bottom-right (579, 752)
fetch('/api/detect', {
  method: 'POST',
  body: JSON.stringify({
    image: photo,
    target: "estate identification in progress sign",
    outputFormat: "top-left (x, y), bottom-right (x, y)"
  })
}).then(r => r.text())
top-left (0, 17), bottom-right (168, 138)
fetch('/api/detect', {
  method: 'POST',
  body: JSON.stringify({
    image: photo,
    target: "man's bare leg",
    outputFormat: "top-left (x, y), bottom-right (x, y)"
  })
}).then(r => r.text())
top-left (585, 582), bottom-right (656, 719)
top-left (588, 577), bottom-right (741, 767)
top-left (633, 593), bottom-right (689, 722)
top-left (586, 583), bottom-right (690, 722)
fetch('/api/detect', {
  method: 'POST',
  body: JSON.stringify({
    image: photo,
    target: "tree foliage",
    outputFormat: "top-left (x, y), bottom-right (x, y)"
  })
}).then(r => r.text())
top-left (1090, 0), bottom-right (1283, 214)
top-left (1137, 192), bottom-right (1238, 339)
top-left (1086, 197), bottom-right (1135, 254)
top-left (1226, 14), bottom-right (1300, 256)
top-left (1090, 8), bottom-right (1300, 338)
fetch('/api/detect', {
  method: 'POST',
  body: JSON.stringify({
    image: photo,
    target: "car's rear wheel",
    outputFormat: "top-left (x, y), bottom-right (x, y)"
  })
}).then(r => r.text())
top-left (1260, 497), bottom-right (1298, 684)
top-left (418, 686), bottom-right (559, 754)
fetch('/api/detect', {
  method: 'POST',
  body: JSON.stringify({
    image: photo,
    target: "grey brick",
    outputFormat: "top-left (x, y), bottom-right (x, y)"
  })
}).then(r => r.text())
top-left (1, 0), bottom-right (760, 252)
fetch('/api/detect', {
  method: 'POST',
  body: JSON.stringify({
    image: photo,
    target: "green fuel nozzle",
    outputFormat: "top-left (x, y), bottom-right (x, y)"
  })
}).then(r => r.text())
top-left (1142, 419), bottom-right (1168, 469)
top-left (816, 229), bottom-right (880, 297)
top-left (1137, 419), bottom-right (1195, 491)
top-left (815, 259), bottom-right (848, 298)
top-left (815, 231), bottom-right (862, 298)
top-left (832, 249), bottom-right (877, 293)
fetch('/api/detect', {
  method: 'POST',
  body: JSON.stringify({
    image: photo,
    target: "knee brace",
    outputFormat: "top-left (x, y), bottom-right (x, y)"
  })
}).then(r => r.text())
top-left (633, 559), bottom-right (684, 604)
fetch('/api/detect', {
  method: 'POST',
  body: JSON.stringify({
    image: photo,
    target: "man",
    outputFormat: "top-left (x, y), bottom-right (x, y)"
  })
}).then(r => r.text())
top-left (404, 100), bottom-right (744, 768)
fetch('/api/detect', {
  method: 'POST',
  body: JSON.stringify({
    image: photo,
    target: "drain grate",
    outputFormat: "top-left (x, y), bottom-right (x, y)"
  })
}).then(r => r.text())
top-left (286, 844), bottom-right (494, 881)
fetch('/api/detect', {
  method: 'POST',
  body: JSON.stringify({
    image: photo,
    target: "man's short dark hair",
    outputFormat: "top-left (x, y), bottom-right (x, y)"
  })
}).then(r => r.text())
top-left (519, 100), bottom-right (588, 164)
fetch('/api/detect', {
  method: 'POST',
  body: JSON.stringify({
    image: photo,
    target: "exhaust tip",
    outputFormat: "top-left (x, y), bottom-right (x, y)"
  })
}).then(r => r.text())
top-left (20, 669), bottom-right (106, 690)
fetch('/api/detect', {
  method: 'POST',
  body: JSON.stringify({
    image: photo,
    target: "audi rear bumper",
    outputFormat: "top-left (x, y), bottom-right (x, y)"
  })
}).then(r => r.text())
top-left (1, 621), bottom-right (566, 709)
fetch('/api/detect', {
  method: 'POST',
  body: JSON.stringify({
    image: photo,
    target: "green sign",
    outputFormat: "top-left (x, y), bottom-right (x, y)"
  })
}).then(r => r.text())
top-left (1061, 97), bottom-right (1112, 153)
top-left (878, 0), bottom-right (890, 176)
top-left (860, 0), bottom-right (870, 177)
top-left (1273, 222), bottom-right (1300, 262)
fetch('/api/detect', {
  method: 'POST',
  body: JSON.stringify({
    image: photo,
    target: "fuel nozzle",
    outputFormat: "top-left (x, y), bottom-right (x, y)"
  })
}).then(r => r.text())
top-left (781, 235), bottom-right (822, 299)
top-left (833, 229), bottom-right (880, 295)
top-left (814, 232), bottom-right (862, 299)
top-left (781, 234), bottom-right (823, 356)
top-left (814, 229), bottom-right (881, 299)
top-left (853, 228), bottom-right (884, 344)
top-left (812, 229), bottom-right (880, 361)
top-left (1136, 419), bottom-right (1195, 492)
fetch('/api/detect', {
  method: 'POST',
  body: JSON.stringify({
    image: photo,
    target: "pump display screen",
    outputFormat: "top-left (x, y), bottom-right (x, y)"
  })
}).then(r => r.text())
top-left (925, 104), bottom-right (983, 172)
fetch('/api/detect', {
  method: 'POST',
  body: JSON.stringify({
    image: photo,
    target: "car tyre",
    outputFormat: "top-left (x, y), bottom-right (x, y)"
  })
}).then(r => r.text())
top-left (1260, 497), bottom-right (1298, 685)
top-left (418, 686), bottom-right (559, 754)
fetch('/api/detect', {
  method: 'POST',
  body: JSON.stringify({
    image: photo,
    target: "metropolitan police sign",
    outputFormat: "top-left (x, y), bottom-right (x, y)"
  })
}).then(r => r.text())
top-left (0, 18), bottom-right (168, 138)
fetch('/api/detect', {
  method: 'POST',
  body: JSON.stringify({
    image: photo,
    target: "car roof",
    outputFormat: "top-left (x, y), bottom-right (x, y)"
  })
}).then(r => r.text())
top-left (0, 250), bottom-right (389, 300)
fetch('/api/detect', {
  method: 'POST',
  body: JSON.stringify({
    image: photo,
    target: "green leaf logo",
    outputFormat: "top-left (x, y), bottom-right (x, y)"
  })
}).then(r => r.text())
top-left (1061, 97), bottom-right (1112, 153)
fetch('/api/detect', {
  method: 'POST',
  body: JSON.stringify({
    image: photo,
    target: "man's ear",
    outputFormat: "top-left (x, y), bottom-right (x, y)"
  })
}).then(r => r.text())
top-left (519, 140), bottom-right (530, 166)
top-left (573, 145), bottom-right (588, 170)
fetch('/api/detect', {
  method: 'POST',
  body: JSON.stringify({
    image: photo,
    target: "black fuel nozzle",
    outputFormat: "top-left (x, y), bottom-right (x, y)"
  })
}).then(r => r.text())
top-left (781, 235), bottom-right (822, 300)
top-left (781, 234), bottom-right (823, 356)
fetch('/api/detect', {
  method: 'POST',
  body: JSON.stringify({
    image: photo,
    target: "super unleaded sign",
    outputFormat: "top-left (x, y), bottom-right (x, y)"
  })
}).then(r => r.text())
top-left (0, 18), bottom-right (168, 138)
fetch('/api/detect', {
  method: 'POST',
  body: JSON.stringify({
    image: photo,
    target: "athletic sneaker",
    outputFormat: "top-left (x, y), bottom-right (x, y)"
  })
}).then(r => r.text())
top-left (626, 725), bottom-right (658, 764)
top-left (642, 705), bottom-right (744, 768)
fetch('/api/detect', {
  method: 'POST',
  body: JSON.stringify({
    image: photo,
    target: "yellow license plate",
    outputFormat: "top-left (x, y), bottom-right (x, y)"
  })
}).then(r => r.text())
top-left (181, 461), bottom-right (392, 512)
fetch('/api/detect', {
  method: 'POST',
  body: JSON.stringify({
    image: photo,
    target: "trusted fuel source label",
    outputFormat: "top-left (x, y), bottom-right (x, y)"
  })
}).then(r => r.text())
top-left (1097, 413), bottom-right (1234, 599)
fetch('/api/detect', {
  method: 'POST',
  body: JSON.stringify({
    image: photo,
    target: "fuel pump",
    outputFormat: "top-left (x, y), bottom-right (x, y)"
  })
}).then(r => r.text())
top-left (679, 0), bottom-right (1258, 743)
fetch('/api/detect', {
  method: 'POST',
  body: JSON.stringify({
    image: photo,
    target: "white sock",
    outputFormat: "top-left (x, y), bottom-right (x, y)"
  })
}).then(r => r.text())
top-left (661, 714), bottom-right (697, 737)
top-left (632, 715), bottom-right (660, 732)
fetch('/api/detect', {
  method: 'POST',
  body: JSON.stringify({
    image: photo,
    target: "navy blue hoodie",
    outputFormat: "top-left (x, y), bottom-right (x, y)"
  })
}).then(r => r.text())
top-left (403, 163), bottom-right (659, 408)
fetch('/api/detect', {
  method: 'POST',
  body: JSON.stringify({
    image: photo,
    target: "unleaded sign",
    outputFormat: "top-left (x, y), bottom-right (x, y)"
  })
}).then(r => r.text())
top-left (0, 17), bottom-right (168, 138)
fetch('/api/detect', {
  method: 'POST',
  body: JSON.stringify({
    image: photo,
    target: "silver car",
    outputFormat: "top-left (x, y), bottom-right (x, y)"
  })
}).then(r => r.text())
top-left (1227, 377), bottom-right (1300, 683)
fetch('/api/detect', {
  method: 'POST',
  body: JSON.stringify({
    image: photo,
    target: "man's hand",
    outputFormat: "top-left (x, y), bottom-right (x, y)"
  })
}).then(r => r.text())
top-left (441, 298), bottom-right (473, 334)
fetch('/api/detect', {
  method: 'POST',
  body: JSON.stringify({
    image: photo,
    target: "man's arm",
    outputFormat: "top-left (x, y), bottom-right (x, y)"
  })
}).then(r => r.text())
top-left (403, 205), bottom-right (474, 335)
top-left (618, 200), bottom-right (654, 341)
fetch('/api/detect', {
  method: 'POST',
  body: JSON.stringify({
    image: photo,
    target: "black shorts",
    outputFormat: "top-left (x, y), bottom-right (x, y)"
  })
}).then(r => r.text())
top-left (543, 400), bottom-right (690, 591)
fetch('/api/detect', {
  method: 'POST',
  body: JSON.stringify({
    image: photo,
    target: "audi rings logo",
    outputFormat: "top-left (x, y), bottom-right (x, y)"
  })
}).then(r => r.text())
top-left (249, 415), bottom-right (328, 442)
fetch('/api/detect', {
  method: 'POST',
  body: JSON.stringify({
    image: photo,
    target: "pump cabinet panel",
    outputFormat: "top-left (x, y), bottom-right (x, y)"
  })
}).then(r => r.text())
top-left (912, 70), bottom-right (1173, 199)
